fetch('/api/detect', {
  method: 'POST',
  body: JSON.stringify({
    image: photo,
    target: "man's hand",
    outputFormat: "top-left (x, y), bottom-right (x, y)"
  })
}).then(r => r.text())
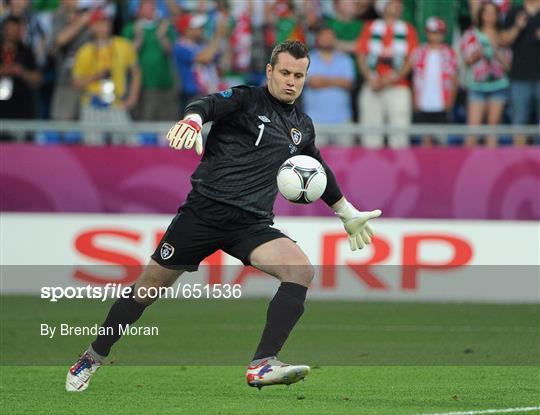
top-left (368, 76), bottom-right (384, 92)
top-left (332, 198), bottom-right (382, 251)
top-left (166, 117), bottom-right (203, 155)
top-left (515, 11), bottom-right (528, 30)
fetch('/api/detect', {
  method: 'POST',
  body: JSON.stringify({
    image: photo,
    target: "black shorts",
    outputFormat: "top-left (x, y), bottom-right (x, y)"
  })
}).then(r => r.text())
top-left (151, 191), bottom-right (290, 271)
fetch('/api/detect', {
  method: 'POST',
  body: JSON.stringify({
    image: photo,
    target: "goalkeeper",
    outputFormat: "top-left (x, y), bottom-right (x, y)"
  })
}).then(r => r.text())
top-left (66, 40), bottom-right (381, 392)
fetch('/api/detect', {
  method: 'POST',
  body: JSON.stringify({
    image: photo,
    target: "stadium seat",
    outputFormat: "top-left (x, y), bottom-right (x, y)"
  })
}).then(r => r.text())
top-left (36, 131), bottom-right (61, 144)
top-left (139, 133), bottom-right (158, 146)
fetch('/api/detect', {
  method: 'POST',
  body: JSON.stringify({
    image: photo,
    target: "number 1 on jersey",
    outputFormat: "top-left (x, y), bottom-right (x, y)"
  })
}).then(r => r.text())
top-left (255, 123), bottom-right (265, 146)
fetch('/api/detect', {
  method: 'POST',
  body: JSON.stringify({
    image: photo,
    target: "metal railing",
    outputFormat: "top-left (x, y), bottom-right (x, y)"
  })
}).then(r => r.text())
top-left (1, 120), bottom-right (538, 146)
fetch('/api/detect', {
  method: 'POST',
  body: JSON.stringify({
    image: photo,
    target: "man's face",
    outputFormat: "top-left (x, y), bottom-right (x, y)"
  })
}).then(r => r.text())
top-left (426, 30), bottom-right (444, 44)
top-left (3, 21), bottom-right (20, 43)
top-left (186, 26), bottom-right (204, 41)
top-left (384, 0), bottom-right (403, 19)
top-left (335, 0), bottom-right (359, 15)
top-left (138, 0), bottom-right (156, 20)
top-left (10, 0), bottom-right (30, 14)
top-left (91, 19), bottom-right (112, 40)
top-left (266, 52), bottom-right (309, 104)
top-left (317, 28), bottom-right (336, 51)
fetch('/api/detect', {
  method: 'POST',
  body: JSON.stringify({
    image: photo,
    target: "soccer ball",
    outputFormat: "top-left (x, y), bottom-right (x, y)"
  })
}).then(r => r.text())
top-left (277, 155), bottom-right (327, 204)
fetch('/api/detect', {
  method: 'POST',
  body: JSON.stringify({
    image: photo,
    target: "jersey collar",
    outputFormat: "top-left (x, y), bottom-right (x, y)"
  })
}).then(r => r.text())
top-left (264, 87), bottom-right (296, 114)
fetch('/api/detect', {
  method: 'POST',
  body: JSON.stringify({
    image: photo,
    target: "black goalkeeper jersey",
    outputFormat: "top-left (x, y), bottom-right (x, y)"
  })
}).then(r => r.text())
top-left (184, 86), bottom-right (343, 219)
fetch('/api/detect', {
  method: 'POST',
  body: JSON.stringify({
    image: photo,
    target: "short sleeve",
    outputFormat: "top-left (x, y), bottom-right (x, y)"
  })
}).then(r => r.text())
top-left (72, 44), bottom-right (92, 79)
top-left (410, 46), bottom-right (420, 67)
top-left (51, 12), bottom-right (66, 43)
top-left (173, 43), bottom-right (196, 64)
top-left (407, 24), bottom-right (419, 54)
top-left (125, 40), bottom-right (137, 67)
top-left (342, 53), bottom-right (355, 80)
top-left (356, 22), bottom-right (372, 55)
top-left (121, 22), bottom-right (134, 40)
top-left (460, 29), bottom-right (478, 61)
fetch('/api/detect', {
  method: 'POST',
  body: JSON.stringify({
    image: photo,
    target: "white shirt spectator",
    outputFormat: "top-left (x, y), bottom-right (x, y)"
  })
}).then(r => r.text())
top-left (417, 49), bottom-right (444, 112)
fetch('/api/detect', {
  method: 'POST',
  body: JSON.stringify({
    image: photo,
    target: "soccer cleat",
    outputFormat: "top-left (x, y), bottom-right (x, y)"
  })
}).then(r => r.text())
top-left (246, 357), bottom-right (310, 389)
top-left (65, 352), bottom-right (101, 392)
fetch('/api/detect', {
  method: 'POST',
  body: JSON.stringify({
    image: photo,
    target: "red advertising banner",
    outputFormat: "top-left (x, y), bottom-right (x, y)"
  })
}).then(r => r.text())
top-left (2, 214), bottom-right (538, 302)
top-left (1, 144), bottom-right (539, 219)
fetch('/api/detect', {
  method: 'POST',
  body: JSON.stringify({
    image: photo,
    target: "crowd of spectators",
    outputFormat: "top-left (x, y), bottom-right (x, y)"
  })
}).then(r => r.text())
top-left (0, 0), bottom-right (538, 146)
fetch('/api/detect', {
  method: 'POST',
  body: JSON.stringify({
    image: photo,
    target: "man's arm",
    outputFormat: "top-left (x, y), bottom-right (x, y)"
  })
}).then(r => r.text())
top-left (123, 64), bottom-right (141, 110)
top-left (500, 10), bottom-right (528, 47)
top-left (5, 47), bottom-right (42, 87)
top-left (2, 63), bottom-right (41, 87)
top-left (302, 138), bottom-right (382, 251)
top-left (72, 71), bottom-right (107, 89)
top-left (308, 54), bottom-right (355, 90)
top-left (357, 53), bottom-right (382, 91)
top-left (447, 73), bottom-right (459, 112)
top-left (301, 143), bottom-right (343, 206)
top-left (335, 39), bottom-right (358, 54)
top-left (356, 22), bottom-right (385, 92)
top-left (194, 15), bottom-right (228, 64)
top-left (54, 11), bottom-right (91, 50)
top-left (166, 86), bottom-right (251, 154)
top-left (381, 25), bottom-right (418, 88)
top-left (156, 20), bottom-right (173, 54)
top-left (184, 85), bottom-right (250, 122)
top-left (308, 75), bottom-right (353, 90)
top-left (381, 57), bottom-right (412, 88)
top-left (71, 45), bottom-right (104, 90)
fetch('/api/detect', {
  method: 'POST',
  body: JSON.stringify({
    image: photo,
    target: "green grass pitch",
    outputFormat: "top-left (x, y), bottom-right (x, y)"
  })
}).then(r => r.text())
top-left (1, 297), bottom-right (539, 414)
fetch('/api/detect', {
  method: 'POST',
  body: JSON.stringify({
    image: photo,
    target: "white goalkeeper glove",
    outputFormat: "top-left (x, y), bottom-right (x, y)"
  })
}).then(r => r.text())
top-left (332, 198), bottom-right (382, 251)
top-left (166, 114), bottom-right (203, 155)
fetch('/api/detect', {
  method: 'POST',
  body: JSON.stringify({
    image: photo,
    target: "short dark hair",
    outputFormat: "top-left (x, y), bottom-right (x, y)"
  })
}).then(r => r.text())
top-left (269, 40), bottom-right (310, 68)
top-left (2, 15), bottom-right (21, 27)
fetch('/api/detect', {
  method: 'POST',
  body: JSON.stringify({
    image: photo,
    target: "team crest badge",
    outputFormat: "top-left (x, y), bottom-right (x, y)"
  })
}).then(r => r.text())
top-left (291, 128), bottom-right (302, 145)
top-left (160, 243), bottom-right (175, 260)
top-left (219, 88), bottom-right (233, 98)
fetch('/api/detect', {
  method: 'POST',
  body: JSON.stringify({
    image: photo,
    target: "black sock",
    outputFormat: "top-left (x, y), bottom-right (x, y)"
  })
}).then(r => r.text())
top-left (91, 286), bottom-right (147, 357)
top-left (253, 282), bottom-right (308, 361)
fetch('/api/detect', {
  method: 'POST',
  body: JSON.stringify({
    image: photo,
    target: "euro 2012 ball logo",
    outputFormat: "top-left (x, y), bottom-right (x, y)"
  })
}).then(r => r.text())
top-left (277, 155), bottom-right (327, 204)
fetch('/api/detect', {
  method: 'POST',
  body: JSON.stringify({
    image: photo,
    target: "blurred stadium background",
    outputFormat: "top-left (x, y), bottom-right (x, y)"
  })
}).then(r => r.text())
top-left (1, 0), bottom-right (539, 414)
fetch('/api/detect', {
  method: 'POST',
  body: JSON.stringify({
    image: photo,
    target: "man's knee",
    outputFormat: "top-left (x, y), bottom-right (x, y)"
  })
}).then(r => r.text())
top-left (282, 263), bottom-right (314, 286)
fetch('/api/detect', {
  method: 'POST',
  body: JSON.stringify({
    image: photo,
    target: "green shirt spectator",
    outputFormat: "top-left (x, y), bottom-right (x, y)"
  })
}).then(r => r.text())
top-left (324, 0), bottom-right (373, 80)
top-left (324, 16), bottom-right (363, 44)
top-left (32, 0), bottom-right (60, 12)
top-left (121, 20), bottom-right (175, 90)
top-left (120, 0), bottom-right (178, 121)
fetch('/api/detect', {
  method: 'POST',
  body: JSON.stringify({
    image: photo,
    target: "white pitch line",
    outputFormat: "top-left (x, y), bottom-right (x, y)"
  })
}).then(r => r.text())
top-left (416, 406), bottom-right (540, 415)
